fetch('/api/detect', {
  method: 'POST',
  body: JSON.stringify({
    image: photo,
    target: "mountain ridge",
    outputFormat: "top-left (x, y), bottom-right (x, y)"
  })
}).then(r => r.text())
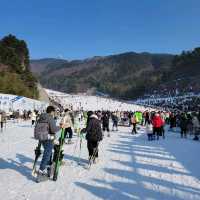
top-left (30, 48), bottom-right (200, 100)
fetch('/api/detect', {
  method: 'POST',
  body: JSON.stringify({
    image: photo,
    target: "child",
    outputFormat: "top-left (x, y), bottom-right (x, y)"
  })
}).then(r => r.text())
top-left (146, 120), bottom-right (153, 141)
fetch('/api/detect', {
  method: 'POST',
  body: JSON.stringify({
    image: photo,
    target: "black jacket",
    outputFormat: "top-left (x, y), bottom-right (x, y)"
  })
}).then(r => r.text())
top-left (86, 115), bottom-right (103, 142)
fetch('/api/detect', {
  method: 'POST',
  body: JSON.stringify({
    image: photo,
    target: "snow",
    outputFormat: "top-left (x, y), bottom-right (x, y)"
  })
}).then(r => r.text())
top-left (45, 89), bottom-right (150, 112)
top-left (0, 93), bottom-right (48, 112)
top-left (0, 121), bottom-right (200, 200)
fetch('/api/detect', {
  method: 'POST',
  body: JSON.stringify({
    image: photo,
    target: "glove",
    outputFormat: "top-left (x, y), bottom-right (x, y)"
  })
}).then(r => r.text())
top-left (53, 139), bottom-right (59, 145)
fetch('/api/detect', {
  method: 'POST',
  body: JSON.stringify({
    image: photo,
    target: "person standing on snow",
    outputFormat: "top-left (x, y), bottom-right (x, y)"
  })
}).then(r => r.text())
top-left (112, 112), bottom-right (119, 131)
top-left (86, 112), bottom-right (103, 163)
top-left (152, 113), bottom-right (163, 140)
top-left (131, 113), bottom-right (137, 134)
top-left (179, 113), bottom-right (188, 138)
top-left (35, 106), bottom-right (62, 182)
top-left (60, 109), bottom-right (74, 144)
top-left (31, 110), bottom-right (37, 127)
top-left (192, 114), bottom-right (200, 140)
top-left (102, 111), bottom-right (110, 137)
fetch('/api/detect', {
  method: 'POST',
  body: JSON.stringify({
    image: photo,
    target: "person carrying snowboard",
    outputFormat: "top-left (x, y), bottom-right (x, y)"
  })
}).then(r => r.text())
top-left (34, 106), bottom-right (62, 182)
top-left (86, 112), bottom-right (103, 164)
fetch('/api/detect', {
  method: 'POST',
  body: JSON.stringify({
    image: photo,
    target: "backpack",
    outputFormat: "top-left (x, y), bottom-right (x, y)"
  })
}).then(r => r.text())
top-left (34, 121), bottom-right (50, 141)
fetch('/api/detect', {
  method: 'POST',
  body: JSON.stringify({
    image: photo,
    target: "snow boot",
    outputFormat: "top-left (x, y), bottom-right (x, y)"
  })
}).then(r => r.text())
top-left (36, 170), bottom-right (49, 183)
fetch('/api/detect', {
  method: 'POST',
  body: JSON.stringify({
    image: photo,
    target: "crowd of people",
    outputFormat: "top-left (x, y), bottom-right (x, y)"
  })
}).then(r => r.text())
top-left (1, 101), bottom-right (200, 182)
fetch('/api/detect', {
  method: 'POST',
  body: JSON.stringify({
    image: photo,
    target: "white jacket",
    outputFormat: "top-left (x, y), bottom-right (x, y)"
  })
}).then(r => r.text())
top-left (31, 112), bottom-right (37, 121)
top-left (61, 113), bottom-right (73, 128)
top-left (146, 123), bottom-right (153, 133)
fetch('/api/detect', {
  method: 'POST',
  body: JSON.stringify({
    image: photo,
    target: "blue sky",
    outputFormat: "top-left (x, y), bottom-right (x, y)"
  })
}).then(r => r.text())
top-left (0, 0), bottom-right (200, 59)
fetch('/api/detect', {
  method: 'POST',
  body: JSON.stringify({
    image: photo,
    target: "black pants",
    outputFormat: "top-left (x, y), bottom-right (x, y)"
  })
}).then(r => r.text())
top-left (112, 121), bottom-right (118, 130)
top-left (32, 120), bottom-right (35, 126)
top-left (132, 123), bottom-right (137, 134)
top-left (181, 128), bottom-right (187, 138)
top-left (153, 127), bottom-right (161, 140)
top-left (87, 140), bottom-right (98, 158)
top-left (148, 133), bottom-right (153, 141)
top-left (161, 126), bottom-right (165, 138)
top-left (0, 122), bottom-right (3, 130)
top-left (64, 127), bottom-right (73, 139)
top-left (103, 124), bottom-right (109, 132)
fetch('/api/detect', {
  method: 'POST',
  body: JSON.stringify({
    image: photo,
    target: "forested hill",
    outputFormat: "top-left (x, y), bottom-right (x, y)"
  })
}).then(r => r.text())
top-left (30, 47), bottom-right (200, 100)
top-left (30, 52), bottom-right (174, 99)
top-left (0, 34), bottom-right (38, 99)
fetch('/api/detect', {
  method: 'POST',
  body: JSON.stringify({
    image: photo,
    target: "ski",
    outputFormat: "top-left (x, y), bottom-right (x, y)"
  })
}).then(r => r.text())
top-left (52, 128), bottom-right (65, 181)
top-left (32, 141), bottom-right (42, 176)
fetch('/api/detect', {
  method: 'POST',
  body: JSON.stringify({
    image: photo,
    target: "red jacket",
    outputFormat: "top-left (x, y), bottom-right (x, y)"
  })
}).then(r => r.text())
top-left (152, 115), bottom-right (163, 128)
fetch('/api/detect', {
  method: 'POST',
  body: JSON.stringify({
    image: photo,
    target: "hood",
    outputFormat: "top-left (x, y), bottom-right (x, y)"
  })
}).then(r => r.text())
top-left (90, 114), bottom-right (99, 120)
top-left (38, 113), bottom-right (51, 123)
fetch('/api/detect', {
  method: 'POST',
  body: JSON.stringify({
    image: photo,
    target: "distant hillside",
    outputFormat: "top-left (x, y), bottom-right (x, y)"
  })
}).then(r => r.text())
top-left (30, 47), bottom-right (200, 100)
top-left (30, 58), bottom-right (68, 75)
top-left (0, 34), bottom-right (39, 99)
top-left (31, 52), bottom-right (174, 99)
top-left (146, 47), bottom-right (200, 98)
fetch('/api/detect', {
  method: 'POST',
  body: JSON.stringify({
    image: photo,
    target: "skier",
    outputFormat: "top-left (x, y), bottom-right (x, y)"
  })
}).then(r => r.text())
top-left (34, 106), bottom-right (62, 182)
top-left (86, 112), bottom-right (103, 164)
top-left (60, 109), bottom-right (73, 144)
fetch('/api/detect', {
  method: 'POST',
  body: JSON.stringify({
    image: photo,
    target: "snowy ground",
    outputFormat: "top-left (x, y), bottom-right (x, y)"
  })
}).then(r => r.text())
top-left (0, 121), bottom-right (200, 200)
top-left (45, 89), bottom-right (149, 112)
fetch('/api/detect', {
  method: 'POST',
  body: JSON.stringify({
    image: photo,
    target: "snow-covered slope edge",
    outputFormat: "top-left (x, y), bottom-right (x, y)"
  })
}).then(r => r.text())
top-left (0, 93), bottom-right (48, 112)
top-left (45, 89), bottom-right (153, 112)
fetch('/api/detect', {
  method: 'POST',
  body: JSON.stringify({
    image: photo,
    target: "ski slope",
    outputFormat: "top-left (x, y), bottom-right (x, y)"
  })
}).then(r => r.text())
top-left (0, 121), bottom-right (200, 200)
top-left (45, 89), bottom-right (149, 112)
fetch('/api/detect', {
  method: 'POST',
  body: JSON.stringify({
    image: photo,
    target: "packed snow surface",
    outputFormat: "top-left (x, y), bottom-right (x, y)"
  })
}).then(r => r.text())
top-left (45, 89), bottom-right (150, 112)
top-left (0, 121), bottom-right (200, 200)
